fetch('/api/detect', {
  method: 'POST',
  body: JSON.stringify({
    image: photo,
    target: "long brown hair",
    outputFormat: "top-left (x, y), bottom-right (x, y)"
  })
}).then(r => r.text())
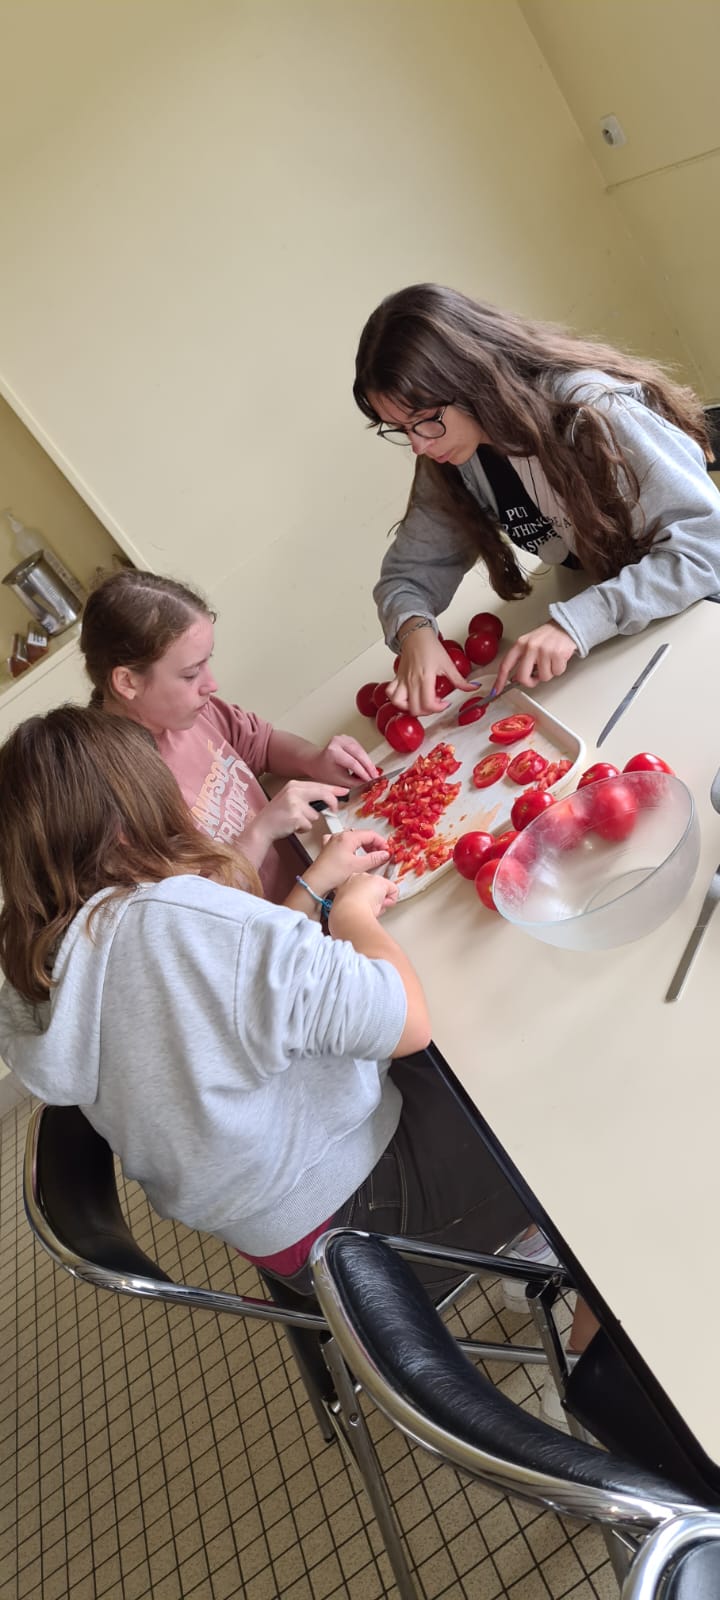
top-left (354, 283), bottom-right (711, 595)
top-left (0, 707), bottom-right (261, 1004)
top-left (80, 568), bottom-right (216, 704)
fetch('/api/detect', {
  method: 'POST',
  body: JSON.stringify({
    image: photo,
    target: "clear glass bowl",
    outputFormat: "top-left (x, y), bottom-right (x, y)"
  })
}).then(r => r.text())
top-left (492, 772), bottom-right (700, 950)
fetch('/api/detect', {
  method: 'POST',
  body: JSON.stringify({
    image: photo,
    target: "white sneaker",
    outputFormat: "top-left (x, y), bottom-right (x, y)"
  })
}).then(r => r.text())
top-left (499, 1228), bottom-right (559, 1314)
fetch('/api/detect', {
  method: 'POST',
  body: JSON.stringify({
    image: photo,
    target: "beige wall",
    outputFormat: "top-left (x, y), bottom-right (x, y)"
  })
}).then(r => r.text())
top-left (520, 0), bottom-right (720, 398)
top-left (0, 0), bottom-right (692, 716)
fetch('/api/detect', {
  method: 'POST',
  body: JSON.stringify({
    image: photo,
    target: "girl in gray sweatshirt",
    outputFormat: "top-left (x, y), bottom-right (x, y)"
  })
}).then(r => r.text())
top-left (354, 283), bottom-right (720, 715)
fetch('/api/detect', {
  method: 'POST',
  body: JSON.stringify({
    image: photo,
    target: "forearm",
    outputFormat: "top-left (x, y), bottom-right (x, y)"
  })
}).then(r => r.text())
top-left (266, 728), bottom-right (320, 778)
top-left (328, 905), bottom-right (431, 1054)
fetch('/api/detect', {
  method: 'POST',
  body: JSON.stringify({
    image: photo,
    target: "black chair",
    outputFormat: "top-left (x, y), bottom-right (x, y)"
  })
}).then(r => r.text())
top-left (25, 1103), bottom-right (578, 1599)
top-left (310, 1229), bottom-right (720, 1598)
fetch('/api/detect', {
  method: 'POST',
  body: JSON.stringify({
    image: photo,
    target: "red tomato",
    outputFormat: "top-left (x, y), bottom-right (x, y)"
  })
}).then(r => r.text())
top-left (465, 630), bottom-right (499, 667)
top-left (472, 752), bottom-right (510, 788)
top-left (577, 762), bottom-right (620, 789)
top-left (489, 714), bottom-right (536, 746)
top-left (474, 858), bottom-right (501, 911)
top-left (453, 831), bottom-right (495, 880)
top-left (590, 780), bottom-right (638, 842)
top-left (475, 855), bottom-right (528, 911)
top-left (385, 713), bottom-right (424, 754)
top-left (469, 612), bottom-right (503, 639)
top-left (356, 682), bottom-right (379, 718)
top-left (511, 789), bottom-right (556, 831)
top-left (435, 673), bottom-right (454, 698)
top-left (536, 758), bottom-right (572, 790)
top-left (484, 829), bottom-right (518, 861)
top-left (540, 801), bottom-right (586, 852)
top-left (372, 682), bottom-right (392, 710)
top-left (506, 748), bottom-right (549, 786)
top-left (623, 752), bottom-right (674, 776)
top-left (376, 702), bottom-right (399, 734)
top-left (443, 641), bottom-right (471, 677)
top-left (393, 655), bottom-right (401, 673)
top-left (457, 696), bottom-right (488, 726)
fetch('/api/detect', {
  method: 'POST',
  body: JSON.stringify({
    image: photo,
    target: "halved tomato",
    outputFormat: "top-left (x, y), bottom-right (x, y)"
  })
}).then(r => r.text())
top-left (488, 714), bottom-right (536, 746)
top-left (472, 752), bottom-right (510, 788)
top-left (507, 748), bottom-right (549, 785)
top-left (457, 696), bottom-right (488, 726)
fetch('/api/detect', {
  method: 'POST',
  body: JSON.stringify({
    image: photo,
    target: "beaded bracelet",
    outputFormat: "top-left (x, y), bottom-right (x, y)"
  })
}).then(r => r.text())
top-left (296, 876), bottom-right (333, 918)
top-left (397, 617), bottom-right (435, 649)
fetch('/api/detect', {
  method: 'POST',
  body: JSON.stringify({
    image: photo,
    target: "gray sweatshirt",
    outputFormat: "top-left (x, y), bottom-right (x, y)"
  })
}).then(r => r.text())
top-left (0, 878), bottom-right (406, 1254)
top-left (374, 371), bottom-right (720, 656)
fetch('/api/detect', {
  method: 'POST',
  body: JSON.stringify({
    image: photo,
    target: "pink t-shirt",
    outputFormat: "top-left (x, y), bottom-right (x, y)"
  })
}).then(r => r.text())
top-left (157, 696), bottom-right (297, 903)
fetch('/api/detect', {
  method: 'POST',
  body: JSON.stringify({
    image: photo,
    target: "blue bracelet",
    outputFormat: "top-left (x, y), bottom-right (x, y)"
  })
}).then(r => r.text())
top-left (296, 876), bottom-right (333, 916)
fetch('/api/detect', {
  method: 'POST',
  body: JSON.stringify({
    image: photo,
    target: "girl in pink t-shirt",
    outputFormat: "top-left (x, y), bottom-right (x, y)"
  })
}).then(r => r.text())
top-left (80, 569), bottom-right (377, 901)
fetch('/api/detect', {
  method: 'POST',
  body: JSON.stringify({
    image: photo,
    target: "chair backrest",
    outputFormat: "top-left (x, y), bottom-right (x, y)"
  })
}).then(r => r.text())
top-left (24, 1102), bottom-right (171, 1281)
top-left (311, 1229), bottom-right (702, 1534)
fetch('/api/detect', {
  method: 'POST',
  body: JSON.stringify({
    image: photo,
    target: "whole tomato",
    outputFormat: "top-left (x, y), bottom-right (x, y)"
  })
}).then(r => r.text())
top-left (453, 831), bottom-right (495, 880)
top-left (356, 682), bottom-right (379, 718)
top-left (372, 682), bottom-right (392, 710)
top-left (465, 630), bottom-right (499, 667)
top-left (511, 789), bottom-right (556, 831)
top-left (590, 780), bottom-right (638, 842)
top-left (376, 702), bottom-right (399, 734)
top-left (469, 613), bottom-right (503, 640)
top-left (540, 801), bottom-right (586, 852)
top-left (435, 673), bottom-right (454, 698)
top-left (484, 829), bottom-right (519, 862)
top-left (474, 858), bottom-right (501, 911)
top-left (577, 762), bottom-right (620, 789)
top-left (443, 641), bottom-right (471, 677)
top-left (623, 753), bottom-right (674, 775)
top-left (385, 713), bottom-right (424, 754)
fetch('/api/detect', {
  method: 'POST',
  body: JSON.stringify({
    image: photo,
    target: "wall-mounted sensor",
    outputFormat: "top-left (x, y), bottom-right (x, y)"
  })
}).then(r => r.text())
top-left (600, 115), bottom-right (627, 148)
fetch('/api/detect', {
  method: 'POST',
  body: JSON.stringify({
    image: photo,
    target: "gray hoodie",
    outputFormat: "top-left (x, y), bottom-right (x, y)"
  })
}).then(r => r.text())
top-left (374, 371), bottom-right (720, 655)
top-left (0, 877), bottom-right (406, 1254)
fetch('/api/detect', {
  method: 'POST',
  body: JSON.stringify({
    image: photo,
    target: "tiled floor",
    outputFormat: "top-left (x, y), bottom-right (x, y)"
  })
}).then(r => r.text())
top-left (1, 1096), bottom-right (617, 1599)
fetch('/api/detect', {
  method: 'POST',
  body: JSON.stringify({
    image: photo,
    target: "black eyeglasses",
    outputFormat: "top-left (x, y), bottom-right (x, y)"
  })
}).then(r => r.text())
top-left (376, 403), bottom-right (452, 445)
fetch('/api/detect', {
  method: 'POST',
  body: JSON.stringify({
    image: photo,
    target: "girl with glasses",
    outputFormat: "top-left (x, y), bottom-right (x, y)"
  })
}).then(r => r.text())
top-left (355, 283), bottom-right (720, 717)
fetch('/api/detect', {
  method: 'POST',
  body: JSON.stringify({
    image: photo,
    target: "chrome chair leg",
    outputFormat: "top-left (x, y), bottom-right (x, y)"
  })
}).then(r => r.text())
top-left (321, 1336), bottom-right (420, 1600)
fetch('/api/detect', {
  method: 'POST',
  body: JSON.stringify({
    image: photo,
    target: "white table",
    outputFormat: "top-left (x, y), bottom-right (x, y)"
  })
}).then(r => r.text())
top-left (280, 570), bottom-right (720, 1476)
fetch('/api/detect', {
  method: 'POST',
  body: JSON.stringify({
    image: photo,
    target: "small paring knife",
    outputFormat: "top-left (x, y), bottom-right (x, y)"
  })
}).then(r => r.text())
top-left (310, 766), bottom-right (405, 814)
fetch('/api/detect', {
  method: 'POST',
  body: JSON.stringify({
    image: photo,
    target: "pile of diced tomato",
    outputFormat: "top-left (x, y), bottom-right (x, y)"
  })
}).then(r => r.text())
top-left (357, 742), bottom-right (462, 878)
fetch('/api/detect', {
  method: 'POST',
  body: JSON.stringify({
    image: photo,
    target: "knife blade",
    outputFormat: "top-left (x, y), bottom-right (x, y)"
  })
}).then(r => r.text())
top-left (465, 678), bottom-right (516, 712)
top-left (310, 765), bottom-right (406, 813)
top-left (665, 869), bottom-right (720, 1001)
top-left (596, 643), bottom-right (670, 749)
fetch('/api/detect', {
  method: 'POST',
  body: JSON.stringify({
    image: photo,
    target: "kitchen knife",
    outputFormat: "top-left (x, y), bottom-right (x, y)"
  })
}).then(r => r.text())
top-left (596, 643), bottom-right (670, 749)
top-left (310, 765), bottom-right (405, 813)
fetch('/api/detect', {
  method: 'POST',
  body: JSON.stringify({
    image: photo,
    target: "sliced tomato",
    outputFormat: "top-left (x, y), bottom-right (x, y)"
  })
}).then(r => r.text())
top-left (457, 696), bottom-right (488, 726)
top-left (472, 752), bottom-right (510, 788)
top-left (623, 752), bottom-right (674, 775)
top-left (507, 748), bottom-right (549, 785)
top-left (488, 714), bottom-right (536, 746)
top-left (510, 788), bottom-right (556, 831)
top-left (536, 758), bottom-right (572, 790)
top-left (577, 762), bottom-right (620, 789)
